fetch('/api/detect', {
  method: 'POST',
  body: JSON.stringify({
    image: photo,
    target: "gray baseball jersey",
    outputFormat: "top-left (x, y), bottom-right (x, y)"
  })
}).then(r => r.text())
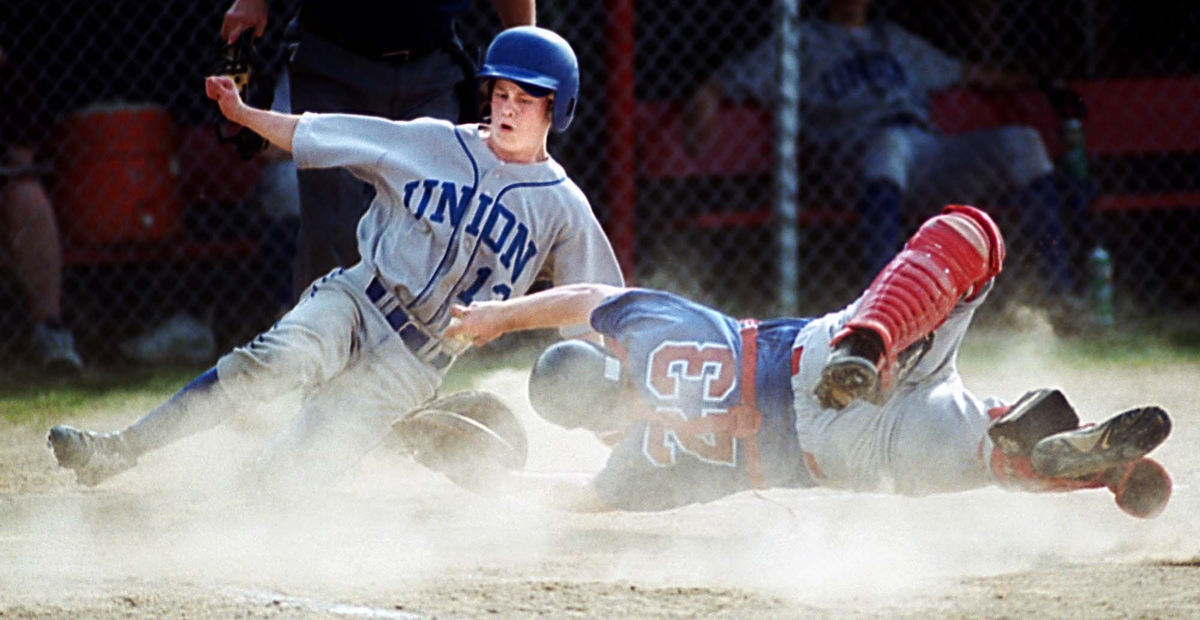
top-left (720, 19), bottom-right (962, 145)
top-left (292, 113), bottom-right (623, 340)
top-left (212, 113), bottom-right (623, 492)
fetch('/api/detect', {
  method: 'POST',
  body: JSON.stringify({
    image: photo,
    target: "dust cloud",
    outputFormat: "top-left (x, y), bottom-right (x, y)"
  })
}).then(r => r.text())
top-left (0, 375), bottom-right (566, 610)
top-left (1, 328), bottom-right (1195, 615)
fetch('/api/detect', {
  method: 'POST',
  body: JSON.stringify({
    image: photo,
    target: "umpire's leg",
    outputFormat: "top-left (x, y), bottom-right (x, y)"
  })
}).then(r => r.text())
top-left (286, 24), bottom-right (463, 299)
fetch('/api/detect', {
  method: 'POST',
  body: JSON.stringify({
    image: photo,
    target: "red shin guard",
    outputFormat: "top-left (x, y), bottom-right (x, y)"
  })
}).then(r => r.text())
top-left (833, 205), bottom-right (1005, 381)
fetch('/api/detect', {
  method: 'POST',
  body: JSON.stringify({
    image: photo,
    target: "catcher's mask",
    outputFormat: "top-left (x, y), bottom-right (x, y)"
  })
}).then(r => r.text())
top-left (476, 26), bottom-right (578, 132)
top-left (528, 340), bottom-right (622, 431)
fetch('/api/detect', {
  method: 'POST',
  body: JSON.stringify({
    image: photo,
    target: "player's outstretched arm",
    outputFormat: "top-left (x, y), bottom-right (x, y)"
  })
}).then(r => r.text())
top-left (447, 283), bottom-right (626, 347)
top-left (205, 75), bottom-right (298, 153)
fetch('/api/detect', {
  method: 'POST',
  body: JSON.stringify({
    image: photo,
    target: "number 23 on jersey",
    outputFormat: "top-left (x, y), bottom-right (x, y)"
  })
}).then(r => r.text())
top-left (640, 341), bottom-right (740, 467)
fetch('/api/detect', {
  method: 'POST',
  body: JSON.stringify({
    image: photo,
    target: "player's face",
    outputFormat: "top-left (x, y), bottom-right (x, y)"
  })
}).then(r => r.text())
top-left (486, 79), bottom-right (552, 163)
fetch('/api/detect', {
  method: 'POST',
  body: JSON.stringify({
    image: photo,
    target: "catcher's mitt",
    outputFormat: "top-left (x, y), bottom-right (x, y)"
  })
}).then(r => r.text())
top-left (392, 390), bottom-right (527, 492)
top-left (210, 31), bottom-right (269, 160)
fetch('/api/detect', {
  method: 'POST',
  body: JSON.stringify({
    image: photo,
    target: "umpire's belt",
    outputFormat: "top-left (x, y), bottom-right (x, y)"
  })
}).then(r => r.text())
top-left (365, 277), bottom-right (453, 371)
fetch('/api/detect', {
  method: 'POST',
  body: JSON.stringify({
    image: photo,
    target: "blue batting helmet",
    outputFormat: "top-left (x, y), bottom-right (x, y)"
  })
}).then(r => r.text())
top-left (477, 26), bottom-right (579, 132)
top-left (528, 340), bottom-right (622, 430)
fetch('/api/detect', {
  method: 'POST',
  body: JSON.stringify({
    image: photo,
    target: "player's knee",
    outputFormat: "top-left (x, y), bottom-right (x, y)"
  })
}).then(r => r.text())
top-left (914, 205), bottom-right (1006, 282)
top-left (1003, 126), bottom-right (1048, 156)
top-left (215, 343), bottom-right (308, 404)
top-left (1002, 126), bottom-right (1054, 182)
top-left (867, 126), bottom-right (915, 154)
top-left (863, 128), bottom-right (917, 177)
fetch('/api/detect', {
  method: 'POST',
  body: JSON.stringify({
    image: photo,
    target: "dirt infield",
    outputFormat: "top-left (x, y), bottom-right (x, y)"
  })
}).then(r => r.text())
top-left (3, 336), bottom-right (1199, 618)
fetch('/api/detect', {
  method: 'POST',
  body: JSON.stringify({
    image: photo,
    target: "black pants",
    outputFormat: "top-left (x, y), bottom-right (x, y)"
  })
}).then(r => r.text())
top-left (286, 24), bottom-right (466, 299)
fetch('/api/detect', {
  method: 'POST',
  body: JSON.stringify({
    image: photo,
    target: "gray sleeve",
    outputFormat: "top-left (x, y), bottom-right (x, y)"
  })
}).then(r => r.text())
top-left (888, 24), bottom-right (963, 92)
top-left (547, 219), bottom-right (623, 289)
top-left (291, 112), bottom-right (419, 185)
top-left (545, 195), bottom-right (625, 337)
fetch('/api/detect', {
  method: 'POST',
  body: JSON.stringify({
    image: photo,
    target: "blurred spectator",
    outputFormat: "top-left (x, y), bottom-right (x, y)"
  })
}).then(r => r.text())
top-left (0, 47), bottom-right (83, 372)
top-left (220, 0), bottom-right (536, 300)
top-left (121, 65), bottom-right (302, 366)
top-left (689, 0), bottom-right (1083, 301)
top-left (119, 311), bottom-right (216, 365)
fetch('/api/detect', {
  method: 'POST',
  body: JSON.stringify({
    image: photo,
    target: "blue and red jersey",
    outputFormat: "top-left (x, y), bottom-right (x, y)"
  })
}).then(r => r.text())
top-left (588, 289), bottom-right (816, 511)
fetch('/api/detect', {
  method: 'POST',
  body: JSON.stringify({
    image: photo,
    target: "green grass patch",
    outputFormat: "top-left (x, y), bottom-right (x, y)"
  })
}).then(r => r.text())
top-left (0, 363), bottom-right (208, 425)
top-left (963, 323), bottom-right (1200, 367)
top-left (0, 333), bottom-right (555, 427)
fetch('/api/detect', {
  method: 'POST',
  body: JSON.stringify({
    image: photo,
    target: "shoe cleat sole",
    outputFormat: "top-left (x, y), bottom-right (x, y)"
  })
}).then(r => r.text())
top-left (1032, 406), bottom-right (1171, 478)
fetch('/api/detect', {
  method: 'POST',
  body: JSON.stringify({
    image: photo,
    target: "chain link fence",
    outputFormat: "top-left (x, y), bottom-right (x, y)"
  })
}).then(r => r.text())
top-left (623, 0), bottom-right (1200, 324)
top-left (1, 0), bottom-right (1198, 369)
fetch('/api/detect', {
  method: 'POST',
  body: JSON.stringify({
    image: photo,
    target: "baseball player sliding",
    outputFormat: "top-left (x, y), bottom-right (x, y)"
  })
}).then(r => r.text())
top-left (47, 27), bottom-right (624, 493)
top-left (445, 205), bottom-right (1173, 517)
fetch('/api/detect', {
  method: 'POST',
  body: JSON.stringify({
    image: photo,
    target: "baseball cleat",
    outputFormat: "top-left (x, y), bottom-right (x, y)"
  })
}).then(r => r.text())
top-left (1031, 406), bottom-right (1171, 479)
top-left (47, 425), bottom-right (137, 487)
top-left (987, 389), bottom-right (1080, 457)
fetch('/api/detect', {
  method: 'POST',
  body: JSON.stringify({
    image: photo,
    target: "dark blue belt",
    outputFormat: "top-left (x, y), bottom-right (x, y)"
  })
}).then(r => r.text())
top-left (365, 277), bottom-right (452, 371)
